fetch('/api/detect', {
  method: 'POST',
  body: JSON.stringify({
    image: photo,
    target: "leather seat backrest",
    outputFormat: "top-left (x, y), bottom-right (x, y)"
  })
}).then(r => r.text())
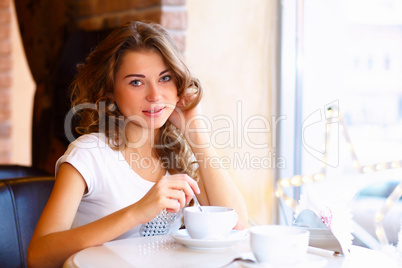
top-left (0, 165), bottom-right (49, 180)
top-left (0, 177), bottom-right (54, 268)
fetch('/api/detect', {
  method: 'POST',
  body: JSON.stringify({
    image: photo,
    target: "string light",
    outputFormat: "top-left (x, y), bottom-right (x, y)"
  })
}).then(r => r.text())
top-left (373, 182), bottom-right (402, 245)
top-left (290, 175), bottom-right (302, 186)
top-left (374, 212), bottom-right (383, 222)
top-left (395, 185), bottom-right (402, 193)
top-left (362, 166), bottom-right (374, 173)
top-left (275, 190), bottom-right (284, 198)
top-left (375, 164), bottom-right (386, 171)
top-left (302, 175), bottom-right (313, 184)
top-left (276, 105), bottom-right (401, 245)
top-left (280, 178), bottom-right (290, 188)
top-left (385, 199), bottom-right (394, 207)
top-left (313, 173), bottom-right (325, 181)
top-left (284, 197), bottom-right (294, 208)
top-left (375, 226), bottom-right (384, 238)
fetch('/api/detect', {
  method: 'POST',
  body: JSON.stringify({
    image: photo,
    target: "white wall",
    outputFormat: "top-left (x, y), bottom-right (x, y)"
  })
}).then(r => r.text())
top-left (11, 2), bottom-right (35, 166)
top-left (185, 0), bottom-right (279, 224)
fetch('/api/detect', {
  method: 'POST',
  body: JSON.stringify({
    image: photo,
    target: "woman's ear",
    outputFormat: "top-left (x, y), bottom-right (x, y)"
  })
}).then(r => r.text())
top-left (106, 92), bottom-right (118, 111)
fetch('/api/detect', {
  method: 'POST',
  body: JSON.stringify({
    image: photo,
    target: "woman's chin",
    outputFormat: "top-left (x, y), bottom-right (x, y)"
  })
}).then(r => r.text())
top-left (132, 120), bottom-right (167, 131)
top-left (147, 119), bottom-right (169, 130)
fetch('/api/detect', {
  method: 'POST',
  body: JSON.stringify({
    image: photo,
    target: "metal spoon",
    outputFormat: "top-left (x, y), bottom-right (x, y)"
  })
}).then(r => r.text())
top-left (192, 193), bottom-right (203, 212)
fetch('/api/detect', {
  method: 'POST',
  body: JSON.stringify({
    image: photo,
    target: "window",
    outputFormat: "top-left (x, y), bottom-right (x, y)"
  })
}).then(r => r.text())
top-left (279, 0), bottom-right (402, 247)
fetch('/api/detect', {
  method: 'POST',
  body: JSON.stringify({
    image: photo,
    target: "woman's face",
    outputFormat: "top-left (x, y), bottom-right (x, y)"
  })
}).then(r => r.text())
top-left (113, 50), bottom-right (179, 130)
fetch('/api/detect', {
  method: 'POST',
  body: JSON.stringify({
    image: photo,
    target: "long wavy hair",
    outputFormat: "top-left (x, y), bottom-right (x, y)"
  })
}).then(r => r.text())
top-left (70, 21), bottom-right (202, 179)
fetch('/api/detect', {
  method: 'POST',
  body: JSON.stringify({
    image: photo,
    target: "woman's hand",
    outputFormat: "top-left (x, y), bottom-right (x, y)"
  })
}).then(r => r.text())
top-left (133, 174), bottom-right (200, 224)
top-left (169, 91), bottom-right (210, 149)
top-left (169, 91), bottom-right (203, 134)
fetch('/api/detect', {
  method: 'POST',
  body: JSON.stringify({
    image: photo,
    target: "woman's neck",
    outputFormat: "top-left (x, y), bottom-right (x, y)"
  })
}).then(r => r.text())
top-left (124, 122), bottom-right (159, 156)
top-left (122, 123), bottom-right (165, 182)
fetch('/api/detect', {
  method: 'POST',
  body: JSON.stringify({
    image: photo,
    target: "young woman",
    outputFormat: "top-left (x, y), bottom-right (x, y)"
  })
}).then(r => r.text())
top-left (27, 21), bottom-right (248, 268)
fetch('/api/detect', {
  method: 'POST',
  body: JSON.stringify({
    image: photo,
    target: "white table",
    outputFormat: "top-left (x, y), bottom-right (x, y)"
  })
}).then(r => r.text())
top-left (64, 234), bottom-right (398, 268)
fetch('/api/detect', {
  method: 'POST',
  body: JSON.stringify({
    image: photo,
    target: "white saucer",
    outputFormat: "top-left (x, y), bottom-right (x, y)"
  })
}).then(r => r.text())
top-left (170, 229), bottom-right (248, 250)
top-left (307, 228), bottom-right (333, 237)
top-left (238, 253), bottom-right (328, 268)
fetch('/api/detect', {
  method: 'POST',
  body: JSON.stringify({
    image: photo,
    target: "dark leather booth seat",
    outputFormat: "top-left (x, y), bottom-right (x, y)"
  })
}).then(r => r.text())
top-left (0, 176), bottom-right (55, 268)
top-left (0, 165), bottom-right (49, 180)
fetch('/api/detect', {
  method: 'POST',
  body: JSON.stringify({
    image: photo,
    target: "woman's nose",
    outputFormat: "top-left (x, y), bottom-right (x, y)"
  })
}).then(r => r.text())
top-left (146, 84), bottom-right (161, 102)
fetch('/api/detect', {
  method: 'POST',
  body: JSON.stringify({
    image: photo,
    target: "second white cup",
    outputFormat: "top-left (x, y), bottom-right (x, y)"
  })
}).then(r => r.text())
top-left (184, 206), bottom-right (238, 240)
top-left (250, 225), bottom-right (310, 266)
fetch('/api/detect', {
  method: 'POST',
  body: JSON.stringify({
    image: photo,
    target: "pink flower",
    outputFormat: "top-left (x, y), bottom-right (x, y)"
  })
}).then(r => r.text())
top-left (320, 207), bottom-right (333, 230)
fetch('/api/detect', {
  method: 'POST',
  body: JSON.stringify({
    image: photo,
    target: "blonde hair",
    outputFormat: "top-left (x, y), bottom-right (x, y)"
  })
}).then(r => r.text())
top-left (71, 21), bottom-right (202, 179)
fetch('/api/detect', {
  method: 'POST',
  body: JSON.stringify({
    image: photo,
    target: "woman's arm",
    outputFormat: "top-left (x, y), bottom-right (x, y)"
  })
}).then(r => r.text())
top-left (188, 120), bottom-right (249, 229)
top-left (169, 102), bottom-right (249, 229)
top-left (27, 163), bottom-right (199, 268)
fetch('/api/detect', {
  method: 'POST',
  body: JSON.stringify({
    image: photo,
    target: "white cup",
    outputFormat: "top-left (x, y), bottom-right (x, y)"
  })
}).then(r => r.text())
top-left (250, 225), bottom-right (310, 266)
top-left (183, 206), bottom-right (238, 240)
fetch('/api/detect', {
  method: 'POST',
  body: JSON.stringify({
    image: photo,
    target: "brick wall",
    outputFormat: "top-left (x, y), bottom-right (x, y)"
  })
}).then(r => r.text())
top-left (6, 0), bottom-right (187, 169)
top-left (76, 0), bottom-right (187, 51)
top-left (0, 0), bottom-right (11, 163)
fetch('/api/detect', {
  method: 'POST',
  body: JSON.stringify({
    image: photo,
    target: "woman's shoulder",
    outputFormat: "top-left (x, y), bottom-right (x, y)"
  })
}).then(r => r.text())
top-left (56, 133), bottom-right (111, 175)
top-left (71, 133), bottom-right (108, 148)
top-left (61, 133), bottom-right (112, 159)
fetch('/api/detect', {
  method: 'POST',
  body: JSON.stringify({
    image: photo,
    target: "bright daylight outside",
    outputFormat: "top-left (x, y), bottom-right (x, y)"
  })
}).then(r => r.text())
top-left (279, 0), bottom-right (402, 252)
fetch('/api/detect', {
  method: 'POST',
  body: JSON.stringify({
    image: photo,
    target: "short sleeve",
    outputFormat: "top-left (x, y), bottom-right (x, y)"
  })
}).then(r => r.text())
top-left (55, 134), bottom-right (106, 196)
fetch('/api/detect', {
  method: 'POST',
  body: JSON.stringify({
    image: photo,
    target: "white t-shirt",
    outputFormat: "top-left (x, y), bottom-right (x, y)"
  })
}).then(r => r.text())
top-left (56, 133), bottom-right (182, 240)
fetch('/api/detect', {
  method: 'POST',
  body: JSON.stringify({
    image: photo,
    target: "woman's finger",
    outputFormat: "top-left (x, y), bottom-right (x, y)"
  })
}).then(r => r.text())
top-left (163, 194), bottom-right (182, 213)
top-left (164, 174), bottom-right (200, 194)
top-left (159, 179), bottom-right (193, 205)
top-left (163, 176), bottom-right (199, 204)
top-left (165, 188), bottom-right (186, 208)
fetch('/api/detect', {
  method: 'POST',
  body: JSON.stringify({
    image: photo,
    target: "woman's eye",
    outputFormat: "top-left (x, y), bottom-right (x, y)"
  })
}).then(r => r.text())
top-left (130, 80), bottom-right (143, 87)
top-left (160, 75), bottom-right (172, 82)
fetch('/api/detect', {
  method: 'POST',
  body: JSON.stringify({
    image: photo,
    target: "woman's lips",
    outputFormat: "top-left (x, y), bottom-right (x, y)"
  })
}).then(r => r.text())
top-left (142, 106), bottom-right (165, 117)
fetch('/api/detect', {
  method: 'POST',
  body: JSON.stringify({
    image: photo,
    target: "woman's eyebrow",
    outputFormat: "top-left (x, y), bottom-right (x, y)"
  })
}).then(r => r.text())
top-left (123, 69), bottom-right (169, 79)
top-left (159, 69), bottom-right (169, 76)
top-left (124, 74), bottom-right (145, 79)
